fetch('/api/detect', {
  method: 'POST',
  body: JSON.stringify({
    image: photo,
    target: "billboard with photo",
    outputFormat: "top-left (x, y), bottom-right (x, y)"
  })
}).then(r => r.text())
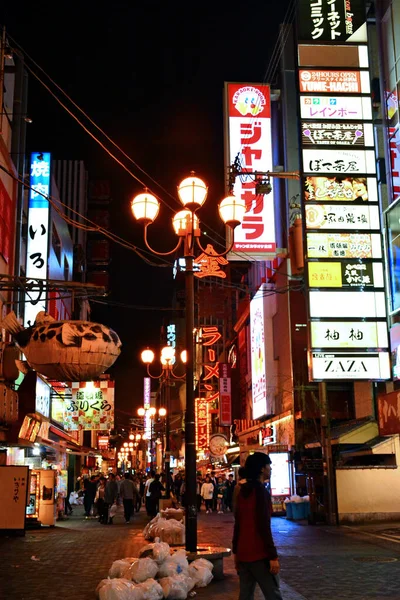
top-left (304, 175), bottom-right (377, 203)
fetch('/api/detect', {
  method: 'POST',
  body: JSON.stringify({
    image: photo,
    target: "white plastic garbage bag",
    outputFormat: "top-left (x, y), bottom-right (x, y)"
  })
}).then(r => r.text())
top-left (188, 563), bottom-right (213, 588)
top-left (108, 559), bottom-right (137, 579)
top-left (189, 558), bottom-right (213, 572)
top-left (138, 540), bottom-right (171, 564)
top-left (159, 574), bottom-right (195, 600)
top-left (97, 578), bottom-right (138, 600)
top-left (69, 491), bottom-right (79, 505)
top-left (137, 578), bottom-right (164, 600)
top-left (158, 550), bottom-right (189, 578)
top-left (128, 557), bottom-right (159, 583)
top-left (109, 503), bottom-right (118, 517)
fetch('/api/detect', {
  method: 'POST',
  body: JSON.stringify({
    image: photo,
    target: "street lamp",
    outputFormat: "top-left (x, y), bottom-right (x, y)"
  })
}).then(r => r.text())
top-left (131, 174), bottom-right (245, 552)
top-left (141, 346), bottom-right (186, 498)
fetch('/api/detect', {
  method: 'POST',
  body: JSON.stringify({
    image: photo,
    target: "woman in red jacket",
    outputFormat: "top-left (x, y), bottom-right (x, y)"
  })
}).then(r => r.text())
top-left (232, 452), bottom-right (282, 600)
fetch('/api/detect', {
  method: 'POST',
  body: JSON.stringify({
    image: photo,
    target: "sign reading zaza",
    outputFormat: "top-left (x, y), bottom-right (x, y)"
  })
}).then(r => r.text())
top-left (63, 381), bottom-right (115, 431)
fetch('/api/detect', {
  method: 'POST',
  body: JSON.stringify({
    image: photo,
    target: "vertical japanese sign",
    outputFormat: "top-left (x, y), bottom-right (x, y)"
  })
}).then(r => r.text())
top-left (224, 82), bottom-right (276, 259)
top-left (143, 377), bottom-right (151, 441)
top-left (297, 1), bottom-right (390, 381)
top-left (195, 398), bottom-right (210, 451)
top-left (0, 466), bottom-right (29, 531)
top-left (63, 381), bottom-right (115, 430)
top-left (200, 325), bottom-right (222, 409)
top-left (250, 289), bottom-right (267, 418)
top-left (219, 363), bottom-right (232, 426)
top-left (25, 152), bottom-right (51, 326)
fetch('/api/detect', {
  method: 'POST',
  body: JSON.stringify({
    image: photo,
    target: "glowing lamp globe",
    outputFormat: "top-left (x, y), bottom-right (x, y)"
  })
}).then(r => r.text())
top-left (159, 407), bottom-right (167, 417)
top-left (172, 210), bottom-right (199, 237)
top-left (149, 407), bottom-right (157, 417)
top-left (131, 191), bottom-right (160, 223)
top-left (177, 175), bottom-right (208, 211)
top-left (180, 350), bottom-right (187, 364)
top-left (141, 348), bottom-right (155, 364)
top-left (219, 195), bottom-right (246, 228)
top-left (138, 407), bottom-right (145, 417)
top-left (161, 345), bottom-right (175, 366)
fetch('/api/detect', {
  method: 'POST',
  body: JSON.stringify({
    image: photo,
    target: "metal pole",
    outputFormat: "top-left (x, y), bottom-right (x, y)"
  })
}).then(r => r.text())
top-left (165, 373), bottom-right (171, 498)
top-left (319, 381), bottom-right (337, 525)
top-left (185, 255), bottom-right (197, 552)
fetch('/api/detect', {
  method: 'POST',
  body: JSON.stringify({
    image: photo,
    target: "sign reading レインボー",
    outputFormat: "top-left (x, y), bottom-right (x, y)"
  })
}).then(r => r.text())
top-left (300, 96), bottom-right (372, 120)
top-left (25, 152), bottom-right (51, 326)
top-left (225, 82), bottom-right (276, 258)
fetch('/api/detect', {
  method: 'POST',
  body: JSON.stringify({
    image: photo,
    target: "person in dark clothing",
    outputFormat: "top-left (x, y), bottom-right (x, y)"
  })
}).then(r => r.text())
top-left (225, 473), bottom-right (236, 512)
top-left (83, 475), bottom-right (97, 517)
top-left (148, 474), bottom-right (165, 518)
top-left (120, 473), bottom-right (136, 523)
top-left (104, 473), bottom-right (118, 524)
top-left (233, 452), bottom-right (282, 600)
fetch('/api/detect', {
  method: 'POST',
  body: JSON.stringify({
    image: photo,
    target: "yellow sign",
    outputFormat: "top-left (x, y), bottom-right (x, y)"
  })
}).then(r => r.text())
top-left (308, 262), bottom-right (342, 287)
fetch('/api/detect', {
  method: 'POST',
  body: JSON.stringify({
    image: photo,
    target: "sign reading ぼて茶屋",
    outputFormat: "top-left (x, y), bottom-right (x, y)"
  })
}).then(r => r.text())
top-left (297, 0), bottom-right (390, 381)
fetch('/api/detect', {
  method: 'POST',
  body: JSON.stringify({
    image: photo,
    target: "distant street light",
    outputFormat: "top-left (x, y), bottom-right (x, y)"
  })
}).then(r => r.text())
top-left (131, 173), bottom-right (245, 552)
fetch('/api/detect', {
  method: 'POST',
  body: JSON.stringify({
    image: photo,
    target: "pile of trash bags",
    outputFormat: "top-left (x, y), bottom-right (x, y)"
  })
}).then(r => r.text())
top-left (96, 539), bottom-right (214, 600)
top-left (143, 515), bottom-right (185, 545)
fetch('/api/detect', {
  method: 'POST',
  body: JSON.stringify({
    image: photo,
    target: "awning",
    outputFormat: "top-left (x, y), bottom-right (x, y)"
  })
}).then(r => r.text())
top-left (227, 452), bottom-right (240, 466)
top-left (339, 435), bottom-right (397, 458)
top-left (305, 417), bottom-right (379, 449)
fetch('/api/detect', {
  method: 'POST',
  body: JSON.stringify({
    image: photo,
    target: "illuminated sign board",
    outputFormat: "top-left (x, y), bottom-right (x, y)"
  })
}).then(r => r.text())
top-left (219, 363), bottom-right (232, 426)
top-left (298, 0), bottom-right (367, 43)
top-left (302, 122), bottom-right (374, 147)
top-left (306, 232), bottom-right (382, 259)
top-left (299, 70), bottom-right (369, 94)
top-left (304, 175), bottom-right (377, 202)
top-left (303, 149), bottom-right (376, 175)
top-left (25, 152), bottom-right (51, 326)
top-left (195, 397), bottom-right (210, 451)
top-left (225, 82), bottom-right (276, 259)
top-left (300, 95), bottom-right (372, 120)
top-left (250, 287), bottom-right (267, 419)
top-left (309, 290), bottom-right (386, 318)
top-left (143, 377), bottom-right (151, 440)
top-left (63, 381), bottom-right (115, 431)
top-left (305, 203), bottom-right (380, 230)
top-left (35, 376), bottom-right (51, 418)
top-left (308, 261), bottom-right (383, 288)
top-left (269, 452), bottom-right (291, 496)
top-left (311, 321), bottom-right (389, 349)
top-left (311, 351), bottom-right (391, 380)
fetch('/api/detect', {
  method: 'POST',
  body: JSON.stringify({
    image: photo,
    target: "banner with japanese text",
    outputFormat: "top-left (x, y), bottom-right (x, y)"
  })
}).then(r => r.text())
top-left (195, 397), bottom-right (210, 451)
top-left (219, 363), bottom-right (232, 426)
top-left (63, 380), bottom-right (115, 431)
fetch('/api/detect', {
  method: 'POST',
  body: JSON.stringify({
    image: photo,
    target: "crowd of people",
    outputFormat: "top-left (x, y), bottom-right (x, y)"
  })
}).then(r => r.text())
top-left (73, 468), bottom-right (245, 524)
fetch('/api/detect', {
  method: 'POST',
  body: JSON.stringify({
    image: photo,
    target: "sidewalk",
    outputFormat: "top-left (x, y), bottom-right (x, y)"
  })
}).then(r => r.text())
top-left (1, 504), bottom-right (400, 599)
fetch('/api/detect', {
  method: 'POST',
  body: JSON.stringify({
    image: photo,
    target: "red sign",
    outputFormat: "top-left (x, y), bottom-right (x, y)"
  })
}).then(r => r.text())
top-left (98, 435), bottom-right (109, 449)
top-left (195, 398), bottom-right (210, 451)
top-left (299, 70), bottom-right (362, 93)
top-left (219, 363), bottom-right (232, 426)
top-left (377, 390), bottom-right (400, 435)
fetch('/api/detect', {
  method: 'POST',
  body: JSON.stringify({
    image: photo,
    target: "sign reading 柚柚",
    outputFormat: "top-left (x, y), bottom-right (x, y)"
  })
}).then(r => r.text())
top-left (63, 381), bottom-right (115, 431)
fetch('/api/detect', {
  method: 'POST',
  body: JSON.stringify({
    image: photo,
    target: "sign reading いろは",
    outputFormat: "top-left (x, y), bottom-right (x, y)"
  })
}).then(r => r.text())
top-left (63, 381), bottom-right (114, 431)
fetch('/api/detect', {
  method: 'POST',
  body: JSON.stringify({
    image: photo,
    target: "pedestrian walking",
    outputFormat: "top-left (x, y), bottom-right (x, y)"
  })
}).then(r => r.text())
top-left (104, 473), bottom-right (118, 524)
top-left (120, 473), bottom-right (136, 523)
top-left (201, 475), bottom-right (214, 514)
top-left (83, 475), bottom-right (97, 517)
top-left (95, 477), bottom-right (107, 523)
top-left (148, 474), bottom-right (165, 518)
top-left (144, 471), bottom-right (155, 516)
top-left (216, 476), bottom-right (227, 513)
top-left (232, 452), bottom-right (282, 600)
top-left (225, 473), bottom-right (236, 512)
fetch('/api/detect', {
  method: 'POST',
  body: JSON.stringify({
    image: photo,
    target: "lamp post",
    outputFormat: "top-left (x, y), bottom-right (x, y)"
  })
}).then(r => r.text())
top-left (131, 174), bottom-right (245, 552)
top-left (141, 346), bottom-right (186, 498)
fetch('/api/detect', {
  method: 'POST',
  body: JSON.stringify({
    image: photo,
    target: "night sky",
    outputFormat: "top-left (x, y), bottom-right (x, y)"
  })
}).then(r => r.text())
top-left (1, 1), bottom-right (293, 420)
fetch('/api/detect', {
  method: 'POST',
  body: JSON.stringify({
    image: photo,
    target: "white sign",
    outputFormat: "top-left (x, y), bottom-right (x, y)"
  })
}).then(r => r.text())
top-left (303, 149), bottom-right (376, 175)
top-left (311, 351), bottom-right (391, 380)
top-left (225, 83), bottom-right (276, 259)
top-left (25, 152), bottom-right (51, 326)
top-left (250, 288), bottom-right (266, 419)
top-left (269, 452), bottom-right (291, 496)
top-left (305, 204), bottom-right (380, 230)
top-left (299, 70), bottom-right (370, 94)
top-left (306, 232), bottom-right (382, 259)
top-left (35, 376), bottom-right (51, 418)
top-left (310, 321), bottom-right (389, 349)
top-left (309, 290), bottom-right (387, 318)
top-left (300, 95), bottom-right (372, 121)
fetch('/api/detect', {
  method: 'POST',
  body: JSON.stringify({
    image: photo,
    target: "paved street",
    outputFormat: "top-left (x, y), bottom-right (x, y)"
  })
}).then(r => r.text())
top-left (1, 505), bottom-right (400, 600)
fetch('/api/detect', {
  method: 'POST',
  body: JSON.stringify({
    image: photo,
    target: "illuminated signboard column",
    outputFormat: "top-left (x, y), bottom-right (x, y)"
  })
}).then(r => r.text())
top-left (224, 82), bottom-right (276, 261)
top-left (297, 0), bottom-right (390, 380)
top-left (25, 152), bottom-right (51, 326)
